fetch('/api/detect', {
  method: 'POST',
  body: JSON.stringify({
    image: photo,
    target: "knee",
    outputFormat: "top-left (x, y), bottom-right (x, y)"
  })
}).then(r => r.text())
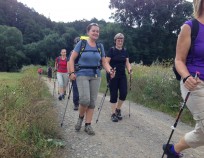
top-left (79, 98), bottom-right (90, 106)
top-left (110, 97), bottom-right (117, 103)
top-left (119, 92), bottom-right (127, 100)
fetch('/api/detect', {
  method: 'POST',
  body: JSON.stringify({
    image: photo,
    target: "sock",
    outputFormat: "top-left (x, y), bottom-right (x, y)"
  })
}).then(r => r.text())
top-left (170, 145), bottom-right (179, 155)
top-left (85, 123), bottom-right (91, 126)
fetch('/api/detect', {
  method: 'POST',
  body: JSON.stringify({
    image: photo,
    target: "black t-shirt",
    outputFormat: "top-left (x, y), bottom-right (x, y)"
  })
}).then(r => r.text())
top-left (107, 47), bottom-right (129, 77)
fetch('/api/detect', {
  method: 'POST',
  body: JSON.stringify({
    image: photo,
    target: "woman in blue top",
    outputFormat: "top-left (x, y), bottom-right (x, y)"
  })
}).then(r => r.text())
top-left (163, 0), bottom-right (204, 157)
top-left (106, 33), bottom-right (132, 122)
top-left (69, 23), bottom-right (114, 135)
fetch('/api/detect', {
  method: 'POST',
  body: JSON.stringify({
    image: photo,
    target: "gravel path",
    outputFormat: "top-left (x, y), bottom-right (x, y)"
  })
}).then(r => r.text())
top-left (45, 79), bottom-right (204, 158)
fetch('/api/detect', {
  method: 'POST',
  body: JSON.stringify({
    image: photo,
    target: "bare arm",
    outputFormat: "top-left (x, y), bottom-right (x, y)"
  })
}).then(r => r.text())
top-left (102, 57), bottom-right (112, 73)
top-left (67, 61), bottom-right (69, 74)
top-left (54, 61), bottom-right (57, 71)
top-left (106, 57), bottom-right (111, 64)
top-left (175, 24), bottom-right (191, 78)
top-left (176, 24), bottom-right (201, 90)
top-left (69, 51), bottom-right (78, 80)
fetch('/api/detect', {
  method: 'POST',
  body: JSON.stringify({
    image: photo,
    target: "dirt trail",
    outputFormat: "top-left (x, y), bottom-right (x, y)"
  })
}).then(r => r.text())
top-left (45, 79), bottom-right (204, 158)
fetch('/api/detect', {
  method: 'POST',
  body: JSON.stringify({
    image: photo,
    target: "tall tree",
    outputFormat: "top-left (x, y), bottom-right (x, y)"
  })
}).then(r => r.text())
top-left (0, 25), bottom-right (23, 71)
top-left (109, 0), bottom-right (193, 64)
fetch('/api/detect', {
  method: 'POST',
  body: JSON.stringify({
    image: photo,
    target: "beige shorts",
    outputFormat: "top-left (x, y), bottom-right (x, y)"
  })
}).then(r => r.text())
top-left (180, 81), bottom-right (204, 148)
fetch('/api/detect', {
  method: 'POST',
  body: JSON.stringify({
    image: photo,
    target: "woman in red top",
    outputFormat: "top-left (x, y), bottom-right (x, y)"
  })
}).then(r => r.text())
top-left (37, 67), bottom-right (43, 80)
top-left (55, 49), bottom-right (69, 100)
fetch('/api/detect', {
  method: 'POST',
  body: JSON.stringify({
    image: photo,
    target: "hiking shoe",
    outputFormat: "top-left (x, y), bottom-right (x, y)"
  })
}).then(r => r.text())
top-left (111, 113), bottom-right (118, 122)
top-left (163, 144), bottom-right (183, 158)
top-left (73, 105), bottom-right (79, 111)
top-left (62, 94), bottom-right (65, 99)
top-left (58, 95), bottom-right (62, 101)
top-left (84, 125), bottom-right (95, 135)
top-left (116, 109), bottom-right (123, 120)
top-left (75, 117), bottom-right (83, 131)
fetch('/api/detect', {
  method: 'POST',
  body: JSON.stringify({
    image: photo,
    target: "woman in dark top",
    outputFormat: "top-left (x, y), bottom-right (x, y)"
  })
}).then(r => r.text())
top-left (106, 33), bottom-right (132, 122)
top-left (47, 66), bottom-right (52, 82)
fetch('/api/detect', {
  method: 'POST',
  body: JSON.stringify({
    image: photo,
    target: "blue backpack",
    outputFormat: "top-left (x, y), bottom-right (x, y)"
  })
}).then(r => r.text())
top-left (75, 39), bottom-right (103, 70)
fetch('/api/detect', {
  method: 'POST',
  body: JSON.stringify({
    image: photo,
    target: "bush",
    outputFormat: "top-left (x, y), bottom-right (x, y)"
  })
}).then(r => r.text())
top-left (0, 66), bottom-right (60, 158)
top-left (100, 63), bottom-right (194, 125)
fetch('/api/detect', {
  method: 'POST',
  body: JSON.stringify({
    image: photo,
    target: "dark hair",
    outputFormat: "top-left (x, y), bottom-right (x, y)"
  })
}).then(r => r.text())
top-left (74, 37), bottom-right (80, 44)
top-left (86, 23), bottom-right (99, 32)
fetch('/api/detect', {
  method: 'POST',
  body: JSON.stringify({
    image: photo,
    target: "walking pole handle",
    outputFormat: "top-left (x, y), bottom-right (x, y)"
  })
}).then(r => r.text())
top-left (161, 71), bottom-right (200, 158)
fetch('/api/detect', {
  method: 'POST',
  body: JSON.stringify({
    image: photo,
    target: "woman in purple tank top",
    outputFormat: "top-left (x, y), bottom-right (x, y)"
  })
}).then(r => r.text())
top-left (163, 0), bottom-right (204, 157)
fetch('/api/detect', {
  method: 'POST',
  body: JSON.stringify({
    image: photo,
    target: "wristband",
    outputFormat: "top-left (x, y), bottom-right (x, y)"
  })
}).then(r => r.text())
top-left (69, 72), bottom-right (75, 76)
top-left (183, 75), bottom-right (191, 83)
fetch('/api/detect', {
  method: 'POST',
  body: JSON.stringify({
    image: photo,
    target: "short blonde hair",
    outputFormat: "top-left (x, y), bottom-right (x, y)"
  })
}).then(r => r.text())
top-left (114, 33), bottom-right (124, 41)
top-left (193, 0), bottom-right (203, 18)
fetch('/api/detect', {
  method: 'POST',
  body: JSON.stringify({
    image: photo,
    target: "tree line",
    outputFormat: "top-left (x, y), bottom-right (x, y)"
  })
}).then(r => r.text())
top-left (0, 0), bottom-right (193, 71)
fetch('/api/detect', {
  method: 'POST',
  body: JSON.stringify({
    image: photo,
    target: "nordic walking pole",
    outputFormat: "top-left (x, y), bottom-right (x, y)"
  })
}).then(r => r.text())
top-left (61, 83), bottom-right (73, 127)
top-left (129, 70), bottom-right (132, 117)
top-left (161, 72), bottom-right (200, 158)
top-left (96, 80), bottom-right (110, 123)
top-left (96, 68), bottom-right (116, 123)
top-left (53, 71), bottom-right (56, 96)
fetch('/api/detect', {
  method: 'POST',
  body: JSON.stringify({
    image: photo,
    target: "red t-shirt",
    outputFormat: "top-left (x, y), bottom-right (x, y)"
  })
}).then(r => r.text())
top-left (56, 57), bottom-right (68, 73)
top-left (37, 68), bottom-right (43, 74)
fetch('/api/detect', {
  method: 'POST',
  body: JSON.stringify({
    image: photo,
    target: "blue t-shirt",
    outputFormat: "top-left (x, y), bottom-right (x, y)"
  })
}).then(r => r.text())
top-left (107, 47), bottom-right (129, 78)
top-left (74, 40), bottom-right (105, 77)
top-left (185, 20), bottom-right (204, 80)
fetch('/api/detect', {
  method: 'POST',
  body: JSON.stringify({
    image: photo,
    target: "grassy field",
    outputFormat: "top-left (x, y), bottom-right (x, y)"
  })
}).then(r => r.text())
top-left (100, 64), bottom-right (195, 126)
top-left (0, 67), bottom-right (61, 158)
top-left (0, 64), bottom-right (195, 157)
top-left (0, 72), bottom-right (22, 88)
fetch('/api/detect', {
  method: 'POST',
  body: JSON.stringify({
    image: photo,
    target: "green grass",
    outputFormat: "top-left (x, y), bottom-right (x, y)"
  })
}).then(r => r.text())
top-left (0, 66), bottom-right (61, 158)
top-left (0, 72), bottom-right (22, 88)
top-left (100, 64), bottom-right (195, 126)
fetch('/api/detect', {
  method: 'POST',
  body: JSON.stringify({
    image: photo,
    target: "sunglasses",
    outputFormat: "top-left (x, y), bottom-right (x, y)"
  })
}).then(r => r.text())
top-left (89, 23), bottom-right (99, 27)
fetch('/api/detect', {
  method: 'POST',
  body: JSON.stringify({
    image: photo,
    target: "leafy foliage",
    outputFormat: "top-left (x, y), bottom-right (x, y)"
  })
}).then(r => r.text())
top-left (0, 0), bottom-right (194, 71)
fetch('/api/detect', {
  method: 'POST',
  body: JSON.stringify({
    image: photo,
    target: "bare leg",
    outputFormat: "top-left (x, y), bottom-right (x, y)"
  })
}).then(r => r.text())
top-left (111, 103), bottom-right (117, 114)
top-left (79, 105), bottom-right (87, 117)
top-left (174, 137), bottom-right (190, 153)
top-left (59, 87), bottom-right (64, 95)
top-left (117, 100), bottom-right (124, 109)
top-left (85, 108), bottom-right (94, 123)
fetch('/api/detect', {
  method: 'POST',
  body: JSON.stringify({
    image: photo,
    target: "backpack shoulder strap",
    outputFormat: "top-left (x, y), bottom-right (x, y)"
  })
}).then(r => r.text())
top-left (110, 47), bottom-right (115, 54)
top-left (189, 19), bottom-right (199, 60)
top-left (96, 42), bottom-right (102, 57)
top-left (75, 40), bottom-right (86, 64)
top-left (79, 40), bottom-right (87, 56)
top-left (57, 56), bottom-right (61, 64)
top-left (191, 19), bottom-right (199, 43)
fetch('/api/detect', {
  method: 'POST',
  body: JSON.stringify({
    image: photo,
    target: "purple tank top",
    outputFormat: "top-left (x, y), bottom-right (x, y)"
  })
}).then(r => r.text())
top-left (184, 20), bottom-right (204, 80)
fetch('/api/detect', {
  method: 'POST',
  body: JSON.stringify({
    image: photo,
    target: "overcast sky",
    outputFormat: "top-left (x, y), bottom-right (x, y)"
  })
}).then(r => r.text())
top-left (17, 0), bottom-right (114, 22)
top-left (17, 0), bottom-right (193, 23)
